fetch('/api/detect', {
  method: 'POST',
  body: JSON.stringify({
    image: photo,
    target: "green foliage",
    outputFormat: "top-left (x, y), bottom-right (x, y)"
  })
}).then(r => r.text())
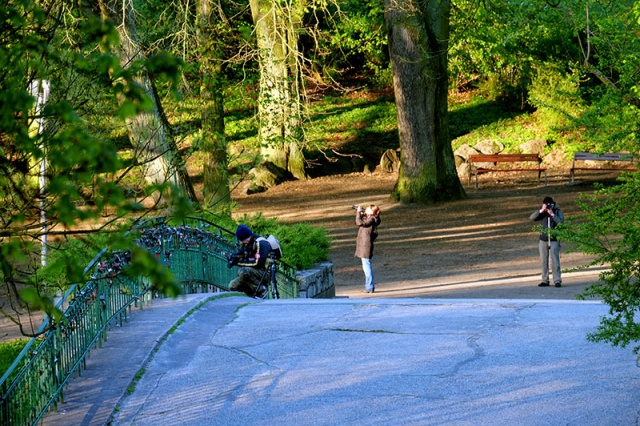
top-left (320, 0), bottom-right (390, 87)
top-left (559, 174), bottom-right (640, 355)
top-left (527, 66), bottom-right (584, 132)
top-left (0, 1), bottom-right (187, 325)
top-left (0, 339), bottom-right (31, 378)
top-left (450, 0), bottom-right (578, 104)
top-left (234, 213), bottom-right (331, 270)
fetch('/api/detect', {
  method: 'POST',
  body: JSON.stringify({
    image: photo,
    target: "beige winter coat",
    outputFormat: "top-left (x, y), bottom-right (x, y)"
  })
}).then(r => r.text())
top-left (354, 211), bottom-right (381, 259)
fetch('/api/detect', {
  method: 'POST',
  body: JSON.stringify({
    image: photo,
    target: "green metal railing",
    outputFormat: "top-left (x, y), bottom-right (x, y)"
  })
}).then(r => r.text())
top-left (0, 216), bottom-right (298, 426)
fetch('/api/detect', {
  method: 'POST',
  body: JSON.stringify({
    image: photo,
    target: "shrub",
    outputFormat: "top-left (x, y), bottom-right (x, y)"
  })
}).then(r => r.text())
top-left (560, 174), bottom-right (640, 357)
top-left (0, 339), bottom-right (31, 378)
top-left (234, 213), bottom-right (331, 270)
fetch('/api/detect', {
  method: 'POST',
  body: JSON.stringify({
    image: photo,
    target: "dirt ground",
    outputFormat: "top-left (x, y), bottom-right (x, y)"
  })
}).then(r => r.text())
top-left (232, 167), bottom-right (611, 301)
top-left (0, 167), bottom-right (613, 342)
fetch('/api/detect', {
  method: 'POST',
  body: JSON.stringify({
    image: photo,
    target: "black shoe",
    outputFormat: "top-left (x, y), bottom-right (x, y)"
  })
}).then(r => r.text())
top-left (554, 282), bottom-right (562, 287)
top-left (254, 285), bottom-right (268, 298)
top-left (538, 282), bottom-right (550, 287)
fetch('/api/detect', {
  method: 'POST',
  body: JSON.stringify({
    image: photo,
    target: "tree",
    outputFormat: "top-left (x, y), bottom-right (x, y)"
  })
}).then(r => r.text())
top-left (553, 0), bottom-right (640, 357)
top-left (97, 0), bottom-right (197, 204)
top-left (250, 0), bottom-right (307, 182)
top-left (0, 0), bottom-right (181, 335)
top-left (197, 0), bottom-right (231, 210)
top-left (384, 0), bottom-right (466, 203)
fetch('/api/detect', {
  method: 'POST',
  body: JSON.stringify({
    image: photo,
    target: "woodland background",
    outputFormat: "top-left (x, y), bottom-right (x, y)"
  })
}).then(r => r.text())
top-left (2, 0), bottom-right (640, 354)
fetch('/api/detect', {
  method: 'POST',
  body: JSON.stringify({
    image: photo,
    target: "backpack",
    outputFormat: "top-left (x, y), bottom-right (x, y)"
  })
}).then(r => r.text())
top-left (256, 235), bottom-right (283, 259)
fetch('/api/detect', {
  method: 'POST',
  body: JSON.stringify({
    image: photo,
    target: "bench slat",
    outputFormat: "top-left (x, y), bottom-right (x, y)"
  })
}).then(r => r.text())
top-left (469, 154), bottom-right (541, 162)
top-left (573, 152), bottom-right (635, 162)
top-left (570, 152), bottom-right (637, 182)
top-left (468, 154), bottom-right (546, 188)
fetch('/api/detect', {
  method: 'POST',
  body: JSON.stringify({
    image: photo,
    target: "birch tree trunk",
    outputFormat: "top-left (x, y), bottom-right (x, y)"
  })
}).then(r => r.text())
top-left (385, 0), bottom-right (465, 203)
top-left (250, 0), bottom-right (307, 181)
top-left (197, 0), bottom-right (230, 210)
top-left (99, 0), bottom-right (197, 203)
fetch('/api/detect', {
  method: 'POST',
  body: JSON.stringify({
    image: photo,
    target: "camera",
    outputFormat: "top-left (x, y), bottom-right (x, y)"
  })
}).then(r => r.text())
top-left (545, 202), bottom-right (555, 210)
top-left (352, 205), bottom-right (365, 215)
top-left (227, 254), bottom-right (239, 268)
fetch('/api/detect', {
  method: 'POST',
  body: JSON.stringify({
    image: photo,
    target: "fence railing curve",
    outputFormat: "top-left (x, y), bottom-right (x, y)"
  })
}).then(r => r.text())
top-left (0, 216), bottom-right (298, 426)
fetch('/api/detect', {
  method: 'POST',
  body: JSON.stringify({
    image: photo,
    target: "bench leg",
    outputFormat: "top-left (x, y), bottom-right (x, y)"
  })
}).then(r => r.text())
top-left (569, 169), bottom-right (574, 183)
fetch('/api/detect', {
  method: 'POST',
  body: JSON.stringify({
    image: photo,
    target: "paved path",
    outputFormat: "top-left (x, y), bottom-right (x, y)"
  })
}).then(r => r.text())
top-left (41, 291), bottom-right (640, 426)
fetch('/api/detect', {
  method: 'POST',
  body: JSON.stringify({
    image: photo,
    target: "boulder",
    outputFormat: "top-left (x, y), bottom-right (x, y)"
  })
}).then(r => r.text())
top-left (246, 162), bottom-right (288, 194)
top-left (457, 161), bottom-right (471, 179)
top-left (518, 139), bottom-right (548, 156)
top-left (380, 149), bottom-right (401, 173)
top-left (453, 144), bottom-right (479, 162)
top-left (474, 139), bottom-right (504, 155)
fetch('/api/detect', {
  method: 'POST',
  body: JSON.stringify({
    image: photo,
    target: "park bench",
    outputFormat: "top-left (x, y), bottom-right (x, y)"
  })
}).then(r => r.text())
top-left (569, 152), bottom-right (638, 183)
top-left (468, 153), bottom-right (547, 189)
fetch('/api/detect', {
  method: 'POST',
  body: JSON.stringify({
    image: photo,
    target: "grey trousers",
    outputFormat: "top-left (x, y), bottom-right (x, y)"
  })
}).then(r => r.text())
top-left (538, 240), bottom-right (562, 284)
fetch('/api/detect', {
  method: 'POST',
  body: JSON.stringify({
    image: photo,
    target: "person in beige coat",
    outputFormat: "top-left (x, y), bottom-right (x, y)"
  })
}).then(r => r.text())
top-left (355, 204), bottom-right (381, 293)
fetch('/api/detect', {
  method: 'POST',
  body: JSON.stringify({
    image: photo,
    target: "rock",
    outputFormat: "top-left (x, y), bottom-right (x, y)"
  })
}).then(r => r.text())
top-left (519, 139), bottom-right (548, 156)
top-left (380, 149), bottom-right (400, 173)
top-left (453, 144), bottom-right (479, 162)
top-left (246, 162), bottom-right (288, 194)
top-left (474, 139), bottom-right (504, 155)
top-left (457, 161), bottom-right (471, 179)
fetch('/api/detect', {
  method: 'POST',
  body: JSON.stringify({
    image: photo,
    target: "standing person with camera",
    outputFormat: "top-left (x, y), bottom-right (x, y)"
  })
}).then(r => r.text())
top-left (354, 204), bottom-right (381, 293)
top-left (227, 224), bottom-right (271, 298)
top-left (530, 196), bottom-right (565, 287)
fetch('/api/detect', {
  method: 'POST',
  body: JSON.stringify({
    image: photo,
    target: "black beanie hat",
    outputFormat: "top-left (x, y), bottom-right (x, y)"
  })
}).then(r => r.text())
top-left (235, 224), bottom-right (252, 241)
top-left (543, 196), bottom-right (554, 204)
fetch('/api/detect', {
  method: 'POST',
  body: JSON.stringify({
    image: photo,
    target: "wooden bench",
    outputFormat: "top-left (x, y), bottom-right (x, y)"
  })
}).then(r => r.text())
top-left (569, 152), bottom-right (637, 183)
top-left (468, 153), bottom-right (547, 189)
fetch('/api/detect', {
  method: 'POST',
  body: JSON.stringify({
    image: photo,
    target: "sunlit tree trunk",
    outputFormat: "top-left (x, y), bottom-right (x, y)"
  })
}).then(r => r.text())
top-left (250, 0), bottom-right (307, 180)
top-left (99, 0), bottom-right (197, 203)
top-left (197, 0), bottom-right (230, 210)
top-left (385, 0), bottom-right (465, 203)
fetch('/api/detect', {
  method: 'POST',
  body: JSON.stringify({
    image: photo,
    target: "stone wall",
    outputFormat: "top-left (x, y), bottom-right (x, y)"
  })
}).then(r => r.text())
top-left (296, 261), bottom-right (335, 298)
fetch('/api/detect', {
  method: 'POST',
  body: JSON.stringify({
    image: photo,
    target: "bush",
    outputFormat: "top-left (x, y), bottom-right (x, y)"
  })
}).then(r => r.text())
top-left (234, 213), bottom-right (331, 270)
top-left (0, 339), bottom-right (31, 378)
top-left (560, 174), bottom-right (640, 357)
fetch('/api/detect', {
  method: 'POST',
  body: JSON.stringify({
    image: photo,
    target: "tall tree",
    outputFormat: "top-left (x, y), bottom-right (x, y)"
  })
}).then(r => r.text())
top-left (384, 0), bottom-right (466, 203)
top-left (97, 0), bottom-right (197, 203)
top-left (250, 0), bottom-right (307, 181)
top-left (197, 0), bottom-right (230, 210)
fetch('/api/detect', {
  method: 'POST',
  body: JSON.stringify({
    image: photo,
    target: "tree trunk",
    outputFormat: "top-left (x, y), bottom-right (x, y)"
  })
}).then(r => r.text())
top-left (197, 0), bottom-right (230, 210)
top-left (99, 0), bottom-right (197, 203)
top-left (385, 0), bottom-right (466, 203)
top-left (250, 0), bottom-right (307, 181)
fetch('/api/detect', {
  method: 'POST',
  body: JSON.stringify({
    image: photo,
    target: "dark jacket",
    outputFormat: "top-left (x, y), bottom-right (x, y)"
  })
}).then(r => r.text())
top-left (355, 211), bottom-right (381, 259)
top-left (236, 234), bottom-right (271, 269)
top-left (530, 205), bottom-right (564, 242)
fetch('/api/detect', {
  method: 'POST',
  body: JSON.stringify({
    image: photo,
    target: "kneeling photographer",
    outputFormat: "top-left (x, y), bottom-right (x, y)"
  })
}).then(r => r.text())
top-left (530, 196), bottom-right (565, 288)
top-left (227, 224), bottom-right (271, 298)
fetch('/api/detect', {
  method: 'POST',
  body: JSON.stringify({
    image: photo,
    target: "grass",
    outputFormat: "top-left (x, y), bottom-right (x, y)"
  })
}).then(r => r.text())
top-left (217, 87), bottom-right (568, 179)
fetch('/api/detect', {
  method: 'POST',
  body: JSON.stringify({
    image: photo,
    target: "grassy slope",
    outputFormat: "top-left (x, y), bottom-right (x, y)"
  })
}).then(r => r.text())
top-left (216, 88), bottom-right (576, 182)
